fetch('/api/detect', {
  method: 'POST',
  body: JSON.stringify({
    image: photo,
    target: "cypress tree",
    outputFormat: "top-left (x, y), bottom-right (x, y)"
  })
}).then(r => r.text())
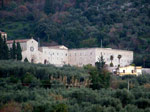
top-left (12, 40), bottom-right (16, 59)
top-left (16, 42), bottom-right (22, 60)
top-left (0, 34), bottom-right (3, 59)
top-left (10, 48), bottom-right (13, 59)
top-left (3, 37), bottom-right (9, 60)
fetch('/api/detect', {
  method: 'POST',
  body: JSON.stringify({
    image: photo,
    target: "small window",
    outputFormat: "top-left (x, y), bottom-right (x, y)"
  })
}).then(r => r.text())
top-left (123, 70), bottom-right (125, 73)
top-left (131, 70), bottom-right (134, 73)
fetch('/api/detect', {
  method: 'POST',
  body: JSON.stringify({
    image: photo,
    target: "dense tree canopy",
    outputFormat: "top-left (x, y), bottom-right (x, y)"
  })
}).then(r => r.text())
top-left (0, 60), bottom-right (150, 112)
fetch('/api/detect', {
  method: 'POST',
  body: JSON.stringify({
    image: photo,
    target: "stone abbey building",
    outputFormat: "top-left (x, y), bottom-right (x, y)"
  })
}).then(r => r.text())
top-left (6, 38), bottom-right (133, 67)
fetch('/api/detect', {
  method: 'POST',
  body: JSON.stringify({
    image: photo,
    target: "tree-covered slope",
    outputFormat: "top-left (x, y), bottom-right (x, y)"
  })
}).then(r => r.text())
top-left (0, 0), bottom-right (150, 66)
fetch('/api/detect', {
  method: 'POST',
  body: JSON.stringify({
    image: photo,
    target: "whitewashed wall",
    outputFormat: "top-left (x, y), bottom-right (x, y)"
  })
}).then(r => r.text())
top-left (68, 48), bottom-right (96, 66)
top-left (69, 48), bottom-right (133, 67)
top-left (96, 48), bottom-right (133, 67)
top-left (40, 47), bottom-right (68, 66)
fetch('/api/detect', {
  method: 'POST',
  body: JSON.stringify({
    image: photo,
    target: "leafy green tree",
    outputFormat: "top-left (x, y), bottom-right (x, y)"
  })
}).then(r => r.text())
top-left (93, 69), bottom-right (111, 89)
top-left (122, 104), bottom-right (139, 112)
top-left (84, 105), bottom-right (104, 112)
top-left (22, 72), bottom-right (40, 87)
top-left (114, 89), bottom-right (134, 107)
top-left (134, 98), bottom-right (150, 109)
top-left (86, 58), bottom-right (110, 89)
top-left (44, 0), bottom-right (55, 15)
top-left (52, 104), bottom-right (68, 112)
top-left (16, 42), bottom-right (22, 60)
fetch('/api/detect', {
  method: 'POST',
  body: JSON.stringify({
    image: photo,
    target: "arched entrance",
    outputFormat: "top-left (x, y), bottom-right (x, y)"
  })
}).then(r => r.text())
top-left (44, 59), bottom-right (47, 64)
top-left (31, 58), bottom-right (34, 63)
top-left (31, 55), bottom-right (37, 63)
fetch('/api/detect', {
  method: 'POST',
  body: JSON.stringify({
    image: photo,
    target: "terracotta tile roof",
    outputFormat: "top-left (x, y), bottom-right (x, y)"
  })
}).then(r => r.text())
top-left (6, 39), bottom-right (30, 44)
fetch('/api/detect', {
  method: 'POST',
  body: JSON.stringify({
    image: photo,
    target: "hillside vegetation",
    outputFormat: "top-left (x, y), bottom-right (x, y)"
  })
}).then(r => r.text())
top-left (1, 60), bottom-right (150, 112)
top-left (0, 0), bottom-right (150, 66)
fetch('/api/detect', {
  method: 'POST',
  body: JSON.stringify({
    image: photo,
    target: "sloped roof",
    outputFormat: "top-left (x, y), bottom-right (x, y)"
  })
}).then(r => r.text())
top-left (47, 45), bottom-right (68, 50)
top-left (6, 39), bottom-right (30, 44)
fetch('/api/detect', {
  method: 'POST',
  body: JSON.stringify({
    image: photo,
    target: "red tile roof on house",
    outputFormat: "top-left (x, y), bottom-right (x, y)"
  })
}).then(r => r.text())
top-left (6, 39), bottom-right (30, 44)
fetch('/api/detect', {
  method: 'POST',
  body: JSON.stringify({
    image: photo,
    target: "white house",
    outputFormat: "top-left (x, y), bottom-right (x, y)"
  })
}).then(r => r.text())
top-left (118, 66), bottom-right (142, 76)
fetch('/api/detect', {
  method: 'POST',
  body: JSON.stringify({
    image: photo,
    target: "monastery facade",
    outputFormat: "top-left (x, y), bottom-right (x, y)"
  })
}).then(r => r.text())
top-left (6, 38), bottom-right (133, 67)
